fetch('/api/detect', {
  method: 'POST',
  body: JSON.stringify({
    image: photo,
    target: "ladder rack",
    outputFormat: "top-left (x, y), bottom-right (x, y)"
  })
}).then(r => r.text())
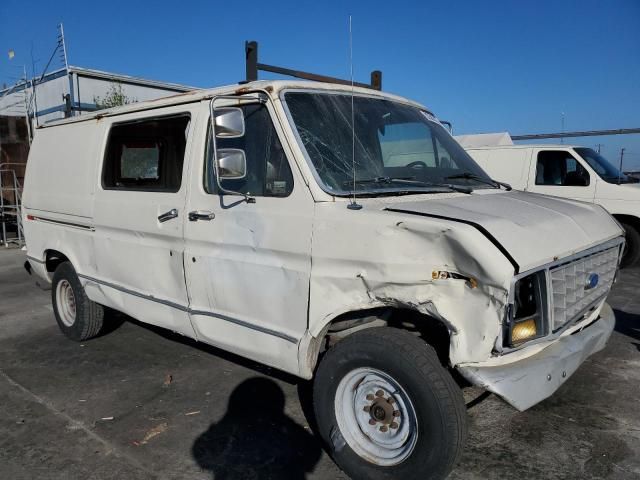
top-left (244, 40), bottom-right (382, 91)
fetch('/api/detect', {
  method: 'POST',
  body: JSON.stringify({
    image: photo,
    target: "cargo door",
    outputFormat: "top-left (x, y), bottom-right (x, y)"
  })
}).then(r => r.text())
top-left (91, 109), bottom-right (196, 337)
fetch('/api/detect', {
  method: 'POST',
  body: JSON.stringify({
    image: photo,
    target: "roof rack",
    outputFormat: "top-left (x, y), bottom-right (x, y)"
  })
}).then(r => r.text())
top-left (244, 41), bottom-right (382, 91)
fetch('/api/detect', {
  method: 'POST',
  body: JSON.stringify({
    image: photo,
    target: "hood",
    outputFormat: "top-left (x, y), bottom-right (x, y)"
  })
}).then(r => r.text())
top-left (382, 190), bottom-right (623, 272)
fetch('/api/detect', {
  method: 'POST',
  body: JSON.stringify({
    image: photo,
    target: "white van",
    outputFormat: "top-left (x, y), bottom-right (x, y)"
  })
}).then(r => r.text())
top-left (465, 144), bottom-right (640, 267)
top-left (23, 81), bottom-right (623, 480)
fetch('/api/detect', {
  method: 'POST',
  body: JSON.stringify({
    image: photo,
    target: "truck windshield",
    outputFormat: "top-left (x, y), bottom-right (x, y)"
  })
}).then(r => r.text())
top-left (284, 92), bottom-right (494, 195)
top-left (575, 147), bottom-right (638, 184)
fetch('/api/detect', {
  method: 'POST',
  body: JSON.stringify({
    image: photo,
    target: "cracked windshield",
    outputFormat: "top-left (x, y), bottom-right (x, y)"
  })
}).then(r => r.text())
top-left (285, 92), bottom-right (494, 195)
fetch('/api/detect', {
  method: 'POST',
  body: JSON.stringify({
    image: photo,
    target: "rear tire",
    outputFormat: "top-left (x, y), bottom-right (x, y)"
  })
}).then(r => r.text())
top-left (51, 262), bottom-right (104, 341)
top-left (620, 222), bottom-right (640, 268)
top-left (313, 327), bottom-right (467, 480)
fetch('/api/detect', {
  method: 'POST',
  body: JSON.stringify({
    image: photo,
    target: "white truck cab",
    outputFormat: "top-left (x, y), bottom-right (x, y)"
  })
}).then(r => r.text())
top-left (23, 81), bottom-right (623, 480)
top-left (465, 143), bottom-right (640, 267)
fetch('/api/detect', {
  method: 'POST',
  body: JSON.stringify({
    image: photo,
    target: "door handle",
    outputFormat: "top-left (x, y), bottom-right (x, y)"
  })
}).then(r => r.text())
top-left (158, 208), bottom-right (178, 223)
top-left (189, 210), bottom-right (216, 221)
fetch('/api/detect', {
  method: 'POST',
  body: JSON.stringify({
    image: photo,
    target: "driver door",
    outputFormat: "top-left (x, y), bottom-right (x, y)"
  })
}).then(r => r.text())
top-left (183, 100), bottom-right (314, 373)
top-left (528, 149), bottom-right (596, 202)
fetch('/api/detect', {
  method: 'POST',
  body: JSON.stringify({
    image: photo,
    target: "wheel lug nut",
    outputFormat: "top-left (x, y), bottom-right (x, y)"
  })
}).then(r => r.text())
top-left (363, 405), bottom-right (371, 412)
top-left (390, 422), bottom-right (398, 429)
top-left (392, 410), bottom-right (400, 417)
top-left (375, 390), bottom-right (384, 397)
top-left (368, 419), bottom-right (377, 426)
top-left (366, 394), bottom-right (374, 401)
top-left (379, 425), bottom-right (388, 432)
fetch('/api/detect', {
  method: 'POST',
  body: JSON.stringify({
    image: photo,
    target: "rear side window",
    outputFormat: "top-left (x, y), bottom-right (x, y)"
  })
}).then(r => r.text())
top-left (103, 115), bottom-right (190, 192)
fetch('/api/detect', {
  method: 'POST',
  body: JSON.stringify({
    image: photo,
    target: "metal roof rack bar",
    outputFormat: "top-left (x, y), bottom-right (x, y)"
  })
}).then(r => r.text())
top-left (244, 40), bottom-right (382, 91)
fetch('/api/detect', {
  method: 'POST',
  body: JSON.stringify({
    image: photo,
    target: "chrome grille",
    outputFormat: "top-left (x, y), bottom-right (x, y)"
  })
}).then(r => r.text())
top-left (550, 246), bottom-right (619, 331)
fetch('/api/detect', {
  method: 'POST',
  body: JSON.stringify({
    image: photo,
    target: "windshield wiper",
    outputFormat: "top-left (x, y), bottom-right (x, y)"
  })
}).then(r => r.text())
top-left (445, 172), bottom-right (512, 191)
top-left (344, 176), bottom-right (472, 194)
top-left (344, 176), bottom-right (415, 185)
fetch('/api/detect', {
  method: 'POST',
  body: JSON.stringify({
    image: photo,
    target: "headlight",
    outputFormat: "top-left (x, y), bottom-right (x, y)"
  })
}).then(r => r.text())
top-left (506, 271), bottom-right (547, 347)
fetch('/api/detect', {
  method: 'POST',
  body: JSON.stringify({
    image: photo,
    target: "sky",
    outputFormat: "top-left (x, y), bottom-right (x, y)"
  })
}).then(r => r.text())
top-left (1, 0), bottom-right (639, 167)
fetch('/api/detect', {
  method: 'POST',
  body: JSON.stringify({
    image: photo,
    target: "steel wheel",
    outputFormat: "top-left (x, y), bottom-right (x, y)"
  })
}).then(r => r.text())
top-left (55, 279), bottom-right (77, 327)
top-left (334, 367), bottom-right (418, 466)
top-left (51, 262), bottom-right (105, 341)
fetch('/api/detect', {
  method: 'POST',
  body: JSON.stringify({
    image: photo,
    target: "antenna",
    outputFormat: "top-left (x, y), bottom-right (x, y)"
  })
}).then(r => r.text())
top-left (347, 15), bottom-right (362, 211)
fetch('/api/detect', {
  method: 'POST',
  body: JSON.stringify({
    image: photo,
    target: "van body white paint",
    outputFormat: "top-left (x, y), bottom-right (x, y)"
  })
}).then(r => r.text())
top-left (23, 80), bottom-right (623, 411)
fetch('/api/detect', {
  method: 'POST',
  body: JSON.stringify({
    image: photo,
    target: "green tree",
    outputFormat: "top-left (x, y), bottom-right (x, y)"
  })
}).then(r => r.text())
top-left (93, 83), bottom-right (136, 109)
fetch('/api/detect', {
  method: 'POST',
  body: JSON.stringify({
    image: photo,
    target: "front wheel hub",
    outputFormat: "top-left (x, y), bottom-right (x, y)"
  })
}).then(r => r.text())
top-left (368, 396), bottom-right (396, 426)
top-left (334, 368), bottom-right (418, 466)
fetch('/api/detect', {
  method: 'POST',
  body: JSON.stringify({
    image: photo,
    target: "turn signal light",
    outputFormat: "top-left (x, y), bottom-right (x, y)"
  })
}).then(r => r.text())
top-left (431, 270), bottom-right (478, 288)
top-left (511, 318), bottom-right (537, 344)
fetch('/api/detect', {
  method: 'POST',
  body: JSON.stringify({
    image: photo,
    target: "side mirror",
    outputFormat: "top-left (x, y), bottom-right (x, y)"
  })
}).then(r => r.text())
top-left (214, 107), bottom-right (245, 138)
top-left (217, 149), bottom-right (247, 180)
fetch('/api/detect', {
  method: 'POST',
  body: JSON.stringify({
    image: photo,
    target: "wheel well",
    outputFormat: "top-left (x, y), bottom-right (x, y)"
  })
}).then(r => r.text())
top-left (322, 307), bottom-right (451, 367)
top-left (613, 214), bottom-right (640, 231)
top-left (45, 250), bottom-right (70, 273)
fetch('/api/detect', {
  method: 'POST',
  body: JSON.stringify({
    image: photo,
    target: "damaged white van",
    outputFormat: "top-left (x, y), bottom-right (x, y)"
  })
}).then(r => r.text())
top-left (23, 81), bottom-right (623, 480)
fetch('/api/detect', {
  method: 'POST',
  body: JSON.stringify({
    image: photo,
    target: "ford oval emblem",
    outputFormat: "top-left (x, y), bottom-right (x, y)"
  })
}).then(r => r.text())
top-left (585, 273), bottom-right (599, 290)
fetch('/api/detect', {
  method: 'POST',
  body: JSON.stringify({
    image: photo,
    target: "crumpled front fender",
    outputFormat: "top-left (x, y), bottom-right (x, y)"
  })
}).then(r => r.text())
top-left (304, 203), bottom-right (515, 373)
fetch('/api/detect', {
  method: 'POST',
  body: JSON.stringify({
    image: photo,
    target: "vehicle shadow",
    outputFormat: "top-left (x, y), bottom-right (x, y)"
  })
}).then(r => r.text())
top-left (122, 316), bottom-right (302, 384)
top-left (191, 377), bottom-right (323, 480)
top-left (613, 308), bottom-right (640, 349)
top-left (119, 315), bottom-right (323, 436)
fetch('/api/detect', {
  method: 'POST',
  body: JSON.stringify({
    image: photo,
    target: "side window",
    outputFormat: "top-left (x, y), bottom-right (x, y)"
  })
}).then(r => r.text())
top-left (103, 115), bottom-right (190, 192)
top-left (205, 104), bottom-right (294, 197)
top-left (535, 150), bottom-right (590, 187)
top-left (377, 122), bottom-right (459, 170)
top-left (378, 122), bottom-right (436, 167)
top-left (434, 136), bottom-right (459, 169)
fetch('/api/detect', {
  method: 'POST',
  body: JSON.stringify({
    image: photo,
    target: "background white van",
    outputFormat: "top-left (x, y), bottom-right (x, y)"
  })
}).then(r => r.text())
top-left (463, 143), bottom-right (640, 267)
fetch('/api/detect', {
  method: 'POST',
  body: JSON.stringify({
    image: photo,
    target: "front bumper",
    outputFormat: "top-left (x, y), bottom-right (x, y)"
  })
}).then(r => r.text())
top-left (457, 302), bottom-right (615, 411)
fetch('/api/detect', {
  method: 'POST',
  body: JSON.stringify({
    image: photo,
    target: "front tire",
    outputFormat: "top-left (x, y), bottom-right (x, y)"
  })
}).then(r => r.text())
top-left (52, 262), bottom-right (104, 341)
top-left (620, 222), bottom-right (640, 268)
top-left (313, 327), bottom-right (467, 480)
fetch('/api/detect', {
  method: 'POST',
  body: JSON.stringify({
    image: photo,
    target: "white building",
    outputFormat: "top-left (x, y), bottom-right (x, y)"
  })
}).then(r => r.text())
top-left (0, 65), bottom-right (197, 130)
